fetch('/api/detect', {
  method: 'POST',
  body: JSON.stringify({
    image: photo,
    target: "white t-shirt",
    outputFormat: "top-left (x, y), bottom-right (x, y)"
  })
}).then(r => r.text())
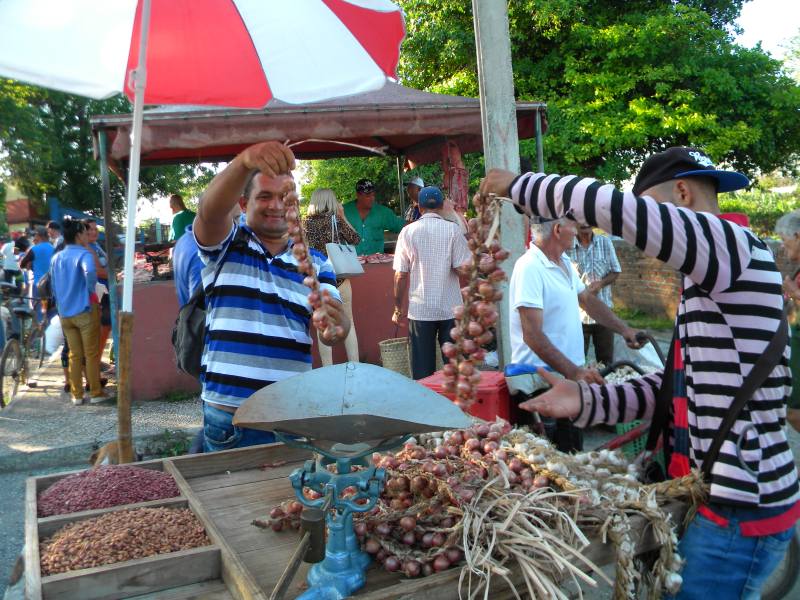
top-left (1, 241), bottom-right (19, 271)
top-left (509, 244), bottom-right (586, 367)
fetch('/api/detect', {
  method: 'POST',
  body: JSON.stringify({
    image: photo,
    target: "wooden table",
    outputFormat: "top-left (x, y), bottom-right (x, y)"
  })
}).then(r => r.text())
top-left (26, 443), bottom-right (687, 599)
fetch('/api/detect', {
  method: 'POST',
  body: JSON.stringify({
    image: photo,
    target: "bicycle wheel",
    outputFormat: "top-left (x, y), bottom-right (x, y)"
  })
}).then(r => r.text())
top-left (24, 325), bottom-right (46, 383)
top-left (762, 527), bottom-right (800, 600)
top-left (0, 339), bottom-right (22, 409)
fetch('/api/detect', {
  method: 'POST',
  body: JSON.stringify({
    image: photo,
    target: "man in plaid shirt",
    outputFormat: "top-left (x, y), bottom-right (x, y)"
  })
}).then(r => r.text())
top-left (566, 225), bottom-right (621, 365)
top-left (392, 186), bottom-right (471, 380)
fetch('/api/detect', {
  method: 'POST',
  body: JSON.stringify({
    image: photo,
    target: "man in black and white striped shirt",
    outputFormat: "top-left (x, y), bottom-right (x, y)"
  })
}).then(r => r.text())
top-left (480, 147), bottom-right (799, 599)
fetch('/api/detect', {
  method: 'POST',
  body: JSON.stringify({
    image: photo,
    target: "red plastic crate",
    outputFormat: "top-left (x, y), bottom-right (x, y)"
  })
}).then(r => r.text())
top-left (419, 370), bottom-right (510, 422)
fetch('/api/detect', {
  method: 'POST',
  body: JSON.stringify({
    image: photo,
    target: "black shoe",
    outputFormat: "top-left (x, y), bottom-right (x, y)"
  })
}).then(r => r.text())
top-left (84, 378), bottom-right (109, 392)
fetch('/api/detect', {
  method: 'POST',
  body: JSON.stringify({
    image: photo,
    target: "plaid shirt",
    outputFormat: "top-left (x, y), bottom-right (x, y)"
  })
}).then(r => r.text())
top-left (393, 213), bottom-right (471, 321)
top-left (566, 233), bottom-right (620, 324)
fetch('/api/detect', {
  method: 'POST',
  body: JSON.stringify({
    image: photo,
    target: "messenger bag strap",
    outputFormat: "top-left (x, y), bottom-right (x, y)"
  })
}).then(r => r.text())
top-left (645, 328), bottom-right (676, 454)
top-left (701, 314), bottom-right (789, 479)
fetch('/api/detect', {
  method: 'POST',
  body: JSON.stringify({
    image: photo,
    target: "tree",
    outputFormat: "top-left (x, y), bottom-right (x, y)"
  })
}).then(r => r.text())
top-left (0, 79), bottom-right (216, 215)
top-left (395, 0), bottom-right (800, 184)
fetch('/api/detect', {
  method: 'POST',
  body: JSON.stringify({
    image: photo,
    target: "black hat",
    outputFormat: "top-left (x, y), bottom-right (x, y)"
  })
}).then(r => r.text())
top-left (356, 178), bottom-right (375, 193)
top-left (632, 147), bottom-right (749, 196)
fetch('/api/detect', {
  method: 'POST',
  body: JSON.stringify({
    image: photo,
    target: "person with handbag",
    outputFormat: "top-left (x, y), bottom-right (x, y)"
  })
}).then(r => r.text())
top-left (392, 186), bottom-right (471, 380)
top-left (480, 147), bottom-right (800, 599)
top-left (303, 188), bottom-right (361, 365)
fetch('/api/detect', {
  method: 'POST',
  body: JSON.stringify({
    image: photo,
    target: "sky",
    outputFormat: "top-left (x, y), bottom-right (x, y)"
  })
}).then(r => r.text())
top-left (736, 0), bottom-right (800, 58)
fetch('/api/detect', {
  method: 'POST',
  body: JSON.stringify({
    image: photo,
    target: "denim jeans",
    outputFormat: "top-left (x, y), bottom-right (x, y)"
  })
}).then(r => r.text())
top-left (667, 508), bottom-right (795, 599)
top-left (202, 402), bottom-right (277, 453)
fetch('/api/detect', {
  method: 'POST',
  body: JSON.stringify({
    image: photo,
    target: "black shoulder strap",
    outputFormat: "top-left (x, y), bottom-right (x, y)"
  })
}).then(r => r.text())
top-left (195, 226), bottom-right (249, 305)
top-left (645, 328), bottom-right (676, 453)
top-left (701, 315), bottom-right (789, 479)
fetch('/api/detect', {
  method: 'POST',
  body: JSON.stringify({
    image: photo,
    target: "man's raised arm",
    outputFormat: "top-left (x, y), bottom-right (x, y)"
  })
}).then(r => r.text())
top-left (195, 141), bottom-right (295, 247)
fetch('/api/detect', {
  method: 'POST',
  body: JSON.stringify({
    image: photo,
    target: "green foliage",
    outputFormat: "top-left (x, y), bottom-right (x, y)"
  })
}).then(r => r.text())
top-left (153, 429), bottom-right (192, 458)
top-left (0, 79), bottom-right (217, 214)
top-left (719, 188), bottom-right (800, 238)
top-left (396, 0), bottom-right (800, 184)
top-left (614, 307), bottom-right (674, 332)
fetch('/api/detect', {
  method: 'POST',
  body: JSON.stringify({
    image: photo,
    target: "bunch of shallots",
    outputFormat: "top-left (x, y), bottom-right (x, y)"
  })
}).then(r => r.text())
top-left (441, 193), bottom-right (508, 409)
top-left (284, 188), bottom-right (344, 342)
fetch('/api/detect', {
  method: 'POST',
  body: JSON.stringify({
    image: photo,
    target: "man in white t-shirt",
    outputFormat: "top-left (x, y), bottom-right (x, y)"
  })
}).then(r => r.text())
top-left (509, 217), bottom-right (642, 451)
top-left (1, 236), bottom-right (21, 286)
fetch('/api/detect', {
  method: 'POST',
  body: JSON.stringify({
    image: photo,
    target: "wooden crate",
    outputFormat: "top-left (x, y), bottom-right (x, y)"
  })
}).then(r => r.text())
top-left (26, 444), bottom-right (687, 599)
top-left (25, 457), bottom-right (231, 600)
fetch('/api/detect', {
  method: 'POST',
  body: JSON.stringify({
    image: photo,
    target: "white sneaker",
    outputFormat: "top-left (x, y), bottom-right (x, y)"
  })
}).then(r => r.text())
top-left (89, 394), bottom-right (111, 404)
top-left (71, 397), bottom-right (84, 406)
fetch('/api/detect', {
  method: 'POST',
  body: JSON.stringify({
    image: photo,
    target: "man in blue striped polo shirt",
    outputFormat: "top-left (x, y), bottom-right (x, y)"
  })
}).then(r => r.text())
top-left (194, 141), bottom-right (350, 452)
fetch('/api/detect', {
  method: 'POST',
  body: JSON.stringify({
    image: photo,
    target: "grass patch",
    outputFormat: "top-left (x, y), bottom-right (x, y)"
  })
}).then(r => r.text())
top-left (152, 429), bottom-right (192, 457)
top-left (614, 308), bottom-right (674, 331)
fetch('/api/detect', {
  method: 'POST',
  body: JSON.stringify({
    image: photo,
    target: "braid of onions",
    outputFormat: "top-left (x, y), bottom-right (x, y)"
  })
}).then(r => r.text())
top-left (284, 187), bottom-right (344, 342)
top-left (441, 193), bottom-right (508, 409)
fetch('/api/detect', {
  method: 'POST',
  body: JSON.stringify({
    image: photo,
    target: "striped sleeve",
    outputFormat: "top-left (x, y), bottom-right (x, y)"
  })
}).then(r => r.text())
top-left (510, 173), bottom-right (753, 295)
top-left (573, 372), bottom-right (663, 428)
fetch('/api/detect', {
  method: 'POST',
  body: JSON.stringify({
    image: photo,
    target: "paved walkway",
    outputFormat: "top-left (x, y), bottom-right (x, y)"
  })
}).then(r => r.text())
top-left (0, 351), bottom-right (202, 473)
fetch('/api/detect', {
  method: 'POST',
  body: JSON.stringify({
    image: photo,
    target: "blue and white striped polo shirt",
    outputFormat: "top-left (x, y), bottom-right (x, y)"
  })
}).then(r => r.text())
top-left (196, 223), bottom-right (340, 408)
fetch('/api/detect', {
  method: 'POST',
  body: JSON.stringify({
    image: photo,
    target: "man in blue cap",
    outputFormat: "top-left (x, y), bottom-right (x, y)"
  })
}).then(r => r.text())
top-left (392, 186), bottom-right (471, 379)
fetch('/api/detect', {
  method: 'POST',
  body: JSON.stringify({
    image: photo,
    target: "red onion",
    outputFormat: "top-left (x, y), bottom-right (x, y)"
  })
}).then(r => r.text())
top-left (433, 554), bottom-right (451, 572)
top-left (399, 516), bottom-right (416, 532)
top-left (508, 458), bottom-right (523, 473)
top-left (434, 447), bottom-right (448, 460)
top-left (401, 531), bottom-right (416, 545)
top-left (533, 476), bottom-right (550, 489)
top-left (384, 556), bottom-right (401, 572)
top-left (354, 522), bottom-right (368, 537)
top-left (446, 547), bottom-right (463, 564)
top-left (432, 463), bottom-right (448, 478)
top-left (364, 538), bottom-right (381, 554)
top-left (271, 520), bottom-right (283, 532)
top-left (421, 532), bottom-right (434, 548)
top-left (269, 507), bottom-right (285, 519)
top-left (464, 438), bottom-right (481, 452)
top-left (423, 563), bottom-right (434, 576)
top-left (287, 501), bottom-right (303, 515)
top-left (483, 441), bottom-right (499, 454)
top-left (475, 424), bottom-right (490, 438)
top-left (404, 560), bottom-right (422, 578)
top-left (375, 522), bottom-right (391, 537)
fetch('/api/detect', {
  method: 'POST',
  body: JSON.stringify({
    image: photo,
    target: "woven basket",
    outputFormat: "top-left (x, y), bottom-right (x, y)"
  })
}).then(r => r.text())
top-left (378, 336), bottom-right (445, 378)
top-left (379, 337), bottom-right (411, 377)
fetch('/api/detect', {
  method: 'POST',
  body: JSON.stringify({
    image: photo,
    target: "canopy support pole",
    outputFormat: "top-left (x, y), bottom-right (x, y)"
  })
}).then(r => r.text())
top-left (117, 0), bottom-right (152, 464)
top-left (472, 0), bottom-right (523, 367)
top-left (535, 110), bottom-right (545, 172)
top-left (97, 130), bottom-right (121, 371)
top-left (396, 155), bottom-right (405, 218)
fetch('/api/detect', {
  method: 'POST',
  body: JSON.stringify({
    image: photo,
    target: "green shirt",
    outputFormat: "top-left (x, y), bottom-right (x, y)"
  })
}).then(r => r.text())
top-left (343, 201), bottom-right (405, 255)
top-left (170, 210), bottom-right (196, 242)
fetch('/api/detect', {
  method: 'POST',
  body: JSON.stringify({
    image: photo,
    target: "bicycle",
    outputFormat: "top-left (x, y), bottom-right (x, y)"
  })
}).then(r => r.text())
top-left (0, 283), bottom-right (47, 408)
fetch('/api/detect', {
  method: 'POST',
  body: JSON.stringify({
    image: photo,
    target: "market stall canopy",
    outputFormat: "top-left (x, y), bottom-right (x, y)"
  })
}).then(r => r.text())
top-left (91, 82), bottom-right (546, 168)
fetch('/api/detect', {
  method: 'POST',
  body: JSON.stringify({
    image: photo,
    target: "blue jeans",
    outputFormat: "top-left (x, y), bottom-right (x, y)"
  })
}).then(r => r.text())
top-left (202, 402), bottom-right (277, 453)
top-left (668, 507), bottom-right (795, 599)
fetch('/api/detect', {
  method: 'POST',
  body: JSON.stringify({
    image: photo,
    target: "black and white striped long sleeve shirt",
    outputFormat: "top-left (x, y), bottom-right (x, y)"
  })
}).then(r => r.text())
top-left (510, 172), bottom-right (800, 508)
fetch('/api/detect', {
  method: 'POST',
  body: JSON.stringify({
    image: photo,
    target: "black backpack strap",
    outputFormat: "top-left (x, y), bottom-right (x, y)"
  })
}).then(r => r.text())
top-left (701, 315), bottom-right (789, 479)
top-left (200, 226), bottom-right (250, 303)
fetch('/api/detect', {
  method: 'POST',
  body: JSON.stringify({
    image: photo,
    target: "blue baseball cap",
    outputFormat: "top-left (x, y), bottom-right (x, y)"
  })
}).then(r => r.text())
top-left (418, 186), bottom-right (444, 209)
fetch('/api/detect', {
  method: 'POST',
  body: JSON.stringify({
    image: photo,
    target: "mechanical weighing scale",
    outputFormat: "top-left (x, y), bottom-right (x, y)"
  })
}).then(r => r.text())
top-left (234, 362), bottom-right (472, 600)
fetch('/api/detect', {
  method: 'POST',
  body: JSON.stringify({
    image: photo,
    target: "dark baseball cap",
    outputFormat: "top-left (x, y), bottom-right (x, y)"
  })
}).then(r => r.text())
top-left (418, 186), bottom-right (444, 209)
top-left (356, 178), bottom-right (375, 193)
top-left (632, 147), bottom-right (749, 196)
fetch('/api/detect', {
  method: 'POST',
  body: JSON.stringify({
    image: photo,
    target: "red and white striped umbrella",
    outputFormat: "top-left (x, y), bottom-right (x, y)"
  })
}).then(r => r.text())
top-left (0, 0), bottom-right (406, 107)
top-left (0, 0), bottom-right (405, 312)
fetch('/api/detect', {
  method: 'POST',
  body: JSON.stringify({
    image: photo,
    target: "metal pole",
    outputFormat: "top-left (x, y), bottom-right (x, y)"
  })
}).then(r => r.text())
top-left (472, 0), bottom-right (524, 367)
top-left (535, 110), bottom-right (544, 172)
top-left (395, 155), bottom-right (405, 218)
top-left (97, 130), bottom-right (120, 365)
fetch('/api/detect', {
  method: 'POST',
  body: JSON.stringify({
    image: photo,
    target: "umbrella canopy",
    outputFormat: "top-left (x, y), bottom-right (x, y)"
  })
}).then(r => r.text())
top-left (0, 0), bottom-right (406, 312)
top-left (0, 0), bottom-right (405, 106)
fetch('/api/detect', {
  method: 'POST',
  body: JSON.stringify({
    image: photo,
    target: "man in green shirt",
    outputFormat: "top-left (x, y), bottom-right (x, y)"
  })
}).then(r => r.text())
top-left (342, 179), bottom-right (405, 255)
top-left (169, 194), bottom-right (196, 242)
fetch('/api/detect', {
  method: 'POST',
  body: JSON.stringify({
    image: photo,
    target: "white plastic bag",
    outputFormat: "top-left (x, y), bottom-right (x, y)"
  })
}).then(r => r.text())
top-left (45, 315), bottom-right (64, 355)
top-left (612, 334), bottom-right (664, 370)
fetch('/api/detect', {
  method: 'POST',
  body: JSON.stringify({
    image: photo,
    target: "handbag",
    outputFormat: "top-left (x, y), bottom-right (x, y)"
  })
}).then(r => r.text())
top-left (325, 214), bottom-right (364, 278)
